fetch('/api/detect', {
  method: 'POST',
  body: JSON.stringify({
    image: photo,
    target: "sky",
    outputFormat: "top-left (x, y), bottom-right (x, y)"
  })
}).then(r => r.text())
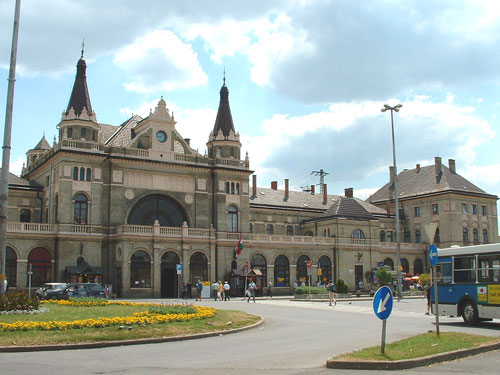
top-left (1, 0), bottom-right (500, 211)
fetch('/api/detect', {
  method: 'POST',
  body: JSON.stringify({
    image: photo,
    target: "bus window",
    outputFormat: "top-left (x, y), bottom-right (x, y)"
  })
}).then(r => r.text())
top-left (454, 256), bottom-right (476, 283)
top-left (478, 254), bottom-right (500, 283)
top-left (437, 262), bottom-right (452, 284)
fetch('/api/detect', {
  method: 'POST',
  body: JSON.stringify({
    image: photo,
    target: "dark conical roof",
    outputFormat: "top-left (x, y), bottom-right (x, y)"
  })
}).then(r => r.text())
top-left (212, 78), bottom-right (235, 137)
top-left (66, 53), bottom-right (93, 117)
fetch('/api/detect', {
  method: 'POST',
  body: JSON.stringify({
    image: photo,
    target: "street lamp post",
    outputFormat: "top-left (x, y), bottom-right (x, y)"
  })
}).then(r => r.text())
top-left (381, 103), bottom-right (403, 301)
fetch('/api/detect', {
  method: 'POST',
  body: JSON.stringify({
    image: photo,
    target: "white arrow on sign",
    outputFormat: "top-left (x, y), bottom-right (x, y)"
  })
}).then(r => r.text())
top-left (377, 292), bottom-right (391, 314)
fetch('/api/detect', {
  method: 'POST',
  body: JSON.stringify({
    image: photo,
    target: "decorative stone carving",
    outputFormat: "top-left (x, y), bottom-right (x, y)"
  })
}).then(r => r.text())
top-left (125, 189), bottom-right (135, 200)
top-left (185, 194), bottom-right (193, 204)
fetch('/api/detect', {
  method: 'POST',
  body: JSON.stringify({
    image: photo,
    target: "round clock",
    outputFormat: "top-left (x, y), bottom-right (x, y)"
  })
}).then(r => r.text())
top-left (156, 130), bottom-right (167, 143)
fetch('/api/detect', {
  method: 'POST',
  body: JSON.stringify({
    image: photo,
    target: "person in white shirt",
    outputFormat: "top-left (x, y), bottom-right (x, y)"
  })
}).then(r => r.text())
top-left (223, 281), bottom-right (230, 301)
top-left (247, 280), bottom-right (256, 303)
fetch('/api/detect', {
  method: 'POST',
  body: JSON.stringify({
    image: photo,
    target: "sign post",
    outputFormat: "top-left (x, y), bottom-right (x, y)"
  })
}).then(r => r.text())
top-left (428, 244), bottom-right (440, 336)
top-left (307, 260), bottom-right (312, 299)
top-left (176, 264), bottom-right (182, 299)
top-left (373, 286), bottom-right (393, 354)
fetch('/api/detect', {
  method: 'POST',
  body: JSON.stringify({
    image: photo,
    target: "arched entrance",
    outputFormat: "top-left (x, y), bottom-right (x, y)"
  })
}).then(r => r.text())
top-left (250, 254), bottom-right (267, 296)
top-left (296, 255), bottom-right (310, 285)
top-left (27, 247), bottom-right (51, 287)
top-left (161, 251), bottom-right (180, 298)
top-left (318, 255), bottom-right (332, 285)
top-left (189, 252), bottom-right (208, 284)
top-left (128, 194), bottom-right (188, 227)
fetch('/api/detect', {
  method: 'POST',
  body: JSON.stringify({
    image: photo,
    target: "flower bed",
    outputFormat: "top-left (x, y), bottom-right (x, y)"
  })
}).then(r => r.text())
top-left (0, 300), bottom-right (215, 332)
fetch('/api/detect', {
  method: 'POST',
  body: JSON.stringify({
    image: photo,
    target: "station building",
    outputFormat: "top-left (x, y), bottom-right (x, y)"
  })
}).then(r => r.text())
top-left (2, 53), bottom-right (498, 297)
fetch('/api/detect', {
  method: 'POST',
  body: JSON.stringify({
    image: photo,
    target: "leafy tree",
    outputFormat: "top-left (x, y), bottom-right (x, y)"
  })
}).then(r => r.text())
top-left (419, 273), bottom-right (430, 286)
top-left (335, 278), bottom-right (349, 294)
top-left (376, 268), bottom-right (393, 285)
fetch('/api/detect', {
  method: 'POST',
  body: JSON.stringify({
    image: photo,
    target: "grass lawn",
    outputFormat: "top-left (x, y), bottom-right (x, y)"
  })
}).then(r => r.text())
top-left (334, 332), bottom-right (499, 362)
top-left (0, 302), bottom-right (260, 347)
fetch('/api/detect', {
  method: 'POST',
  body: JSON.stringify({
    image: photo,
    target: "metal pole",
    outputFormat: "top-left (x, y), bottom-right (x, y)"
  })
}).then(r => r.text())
top-left (381, 319), bottom-right (387, 354)
top-left (433, 265), bottom-right (440, 336)
top-left (0, 0), bottom-right (22, 294)
top-left (391, 109), bottom-right (402, 301)
top-left (28, 263), bottom-right (32, 298)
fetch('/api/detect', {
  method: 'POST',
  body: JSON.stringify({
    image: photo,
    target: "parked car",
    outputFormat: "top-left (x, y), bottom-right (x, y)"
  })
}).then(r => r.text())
top-left (36, 283), bottom-right (69, 299)
top-left (61, 283), bottom-right (108, 299)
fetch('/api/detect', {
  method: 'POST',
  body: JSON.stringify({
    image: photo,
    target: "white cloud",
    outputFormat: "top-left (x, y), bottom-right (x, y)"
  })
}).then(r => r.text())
top-left (8, 156), bottom-right (25, 177)
top-left (113, 30), bottom-right (208, 93)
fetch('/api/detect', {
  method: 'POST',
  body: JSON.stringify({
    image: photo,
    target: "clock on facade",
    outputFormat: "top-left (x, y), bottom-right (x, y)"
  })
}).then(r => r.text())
top-left (156, 130), bottom-right (167, 143)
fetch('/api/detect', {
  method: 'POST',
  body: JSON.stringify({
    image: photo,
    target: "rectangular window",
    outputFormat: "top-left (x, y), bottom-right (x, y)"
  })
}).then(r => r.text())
top-left (472, 204), bottom-right (477, 215)
top-left (478, 254), bottom-right (500, 283)
top-left (462, 227), bottom-right (469, 244)
top-left (386, 231), bottom-right (393, 242)
top-left (432, 204), bottom-right (439, 214)
top-left (415, 230), bottom-right (422, 243)
top-left (436, 262), bottom-right (453, 284)
top-left (483, 229), bottom-right (488, 244)
top-left (473, 229), bottom-right (479, 244)
top-left (454, 256), bottom-right (476, 283)
top-left (287, 225), bottom-right (294, 236)
top-left (20, 209), bottom-right (31, 223)
top-left (67, 127), bottom-right (73, 138)
top-left (404, 231), bottom-right (411, 243)
top-left (81, 128), bottom-right (86, 138)
top-left (481, 205), bottom-right (487, 216)
top-left (266, 224), bottom-right (274, 235)
top-left (380, 231), bottom-right (386, 242)
top-left (414, 206), bottom-right (420, 217)
top-left (461, 203), bottom-right (467, 214)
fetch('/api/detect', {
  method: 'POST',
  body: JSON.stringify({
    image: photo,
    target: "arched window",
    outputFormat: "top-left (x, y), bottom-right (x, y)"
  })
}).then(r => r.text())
top-left (304, 231), bottom-right (314, 237)
top-left (73, 167), bottom-right (78, 180)
top-left (6, 247), bottom-right (17, 287)
top-left (189, 252), bottom-right (208, 284)
top-left (79, 167), bottom-right (85, 181)
top-left (463, 227), bottom-right (469, 244)
top-left (130, 250), bottom-right (151, 288)
top-left (274, 255), bottom-right (289, 287)
top-left (401, 258), bottom-right (409, 274)
top-left (318, 255), bottom-right (332, 284)
top-left (384, 258), bottom-right (394, 270)
top-left (236, 183), bottom-right (240, 195)
top-left (128, 194), bottom-right (188, 227)
top-left (225, 182), bottom-right (230, 194)
top-left (231, 182), bottom-right (235, 194)
top-left (483, 229), bottom-right (488, 244)
top-left (473, 228), bottom-right (479, 244)
top-left (351, 229), bottom-right (365, 239)
top-left (27, 247), bottom-right (51, 287)
top-left (86, 168), bottom-right (91, 181)
top-left (414, 258), bottom-right (423, 275)
top-left (296, 255), bottom-right (310, 285)
top-left (251, 254), bottom-right (267, 288)
top-left (227, 205), bottom-right (238, 232)
top-left (74, 193), bottom-right (88, 224)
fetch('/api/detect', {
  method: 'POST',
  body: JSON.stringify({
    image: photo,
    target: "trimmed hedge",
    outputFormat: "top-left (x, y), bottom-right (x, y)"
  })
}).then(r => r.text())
top-left (294, 286), bottom-right (328, 295)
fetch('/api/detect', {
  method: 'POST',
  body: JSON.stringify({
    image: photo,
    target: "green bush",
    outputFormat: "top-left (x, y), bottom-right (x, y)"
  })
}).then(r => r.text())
top-left (376, 268), bottom-right (393, 285)
top-left (335, 279), bottom-right (349, 294)
top-left (148, 305), bottom-right (197, 315)
top-left (293, 286), bottom-right (328, 295)
top-left (0, 291), bottom-right (40, 312)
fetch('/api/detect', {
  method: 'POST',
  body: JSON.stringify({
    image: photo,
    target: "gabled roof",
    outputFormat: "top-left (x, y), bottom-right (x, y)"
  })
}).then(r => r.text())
top-left (212, 79), bottom-right (235, 137)
top-left (368, 163), bottom-right (495, 204)
top-left (33, 136), bottom-right (50, 150)
top-left (320, 196), bottom-right (374, 220)
top-left (0, 168), bottom-right (43, 190)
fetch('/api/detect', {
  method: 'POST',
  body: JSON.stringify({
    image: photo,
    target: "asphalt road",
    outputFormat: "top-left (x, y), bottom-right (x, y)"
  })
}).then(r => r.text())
top-left (1, 297), bottom-right (499, 374)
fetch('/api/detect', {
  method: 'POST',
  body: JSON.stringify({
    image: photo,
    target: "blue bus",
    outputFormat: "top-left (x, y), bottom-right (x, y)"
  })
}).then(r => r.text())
top-left (432, 243), bottom-right (500, 325)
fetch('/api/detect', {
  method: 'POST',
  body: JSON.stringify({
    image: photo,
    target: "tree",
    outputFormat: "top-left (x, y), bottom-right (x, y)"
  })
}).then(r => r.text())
top-left (376, 268), bottom-right (393, 285)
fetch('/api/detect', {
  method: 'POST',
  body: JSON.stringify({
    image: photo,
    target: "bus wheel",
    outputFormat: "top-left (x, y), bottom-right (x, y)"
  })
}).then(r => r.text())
top-left (462, 301), bottom-right (479, 326)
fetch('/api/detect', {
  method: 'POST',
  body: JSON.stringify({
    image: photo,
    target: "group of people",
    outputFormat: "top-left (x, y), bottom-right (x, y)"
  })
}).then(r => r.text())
top-left (211, 280), bottom-right (231, 301)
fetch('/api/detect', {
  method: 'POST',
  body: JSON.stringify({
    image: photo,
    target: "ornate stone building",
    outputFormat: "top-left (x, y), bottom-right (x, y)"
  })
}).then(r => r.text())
top-left (2, 53), bottom-right (498, 297)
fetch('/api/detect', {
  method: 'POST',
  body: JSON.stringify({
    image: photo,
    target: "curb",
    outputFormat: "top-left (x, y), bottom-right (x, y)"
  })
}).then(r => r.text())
top-left (0, 317), bottom-right (264, 353)
top-left (326, 340), bottom-right (500, 370)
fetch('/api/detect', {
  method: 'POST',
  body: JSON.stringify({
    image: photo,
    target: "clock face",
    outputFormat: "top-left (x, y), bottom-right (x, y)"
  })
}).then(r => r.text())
top-left (156, 130), bottom-right (167, 143)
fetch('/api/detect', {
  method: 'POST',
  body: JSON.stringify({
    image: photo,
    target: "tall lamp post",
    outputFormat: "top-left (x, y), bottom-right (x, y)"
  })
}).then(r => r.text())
top-left (381, 103), bottom-right (403, 301)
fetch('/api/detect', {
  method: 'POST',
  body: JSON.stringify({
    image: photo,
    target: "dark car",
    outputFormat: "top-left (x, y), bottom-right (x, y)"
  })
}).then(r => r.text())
top-left (47, 283), bottom-right (108, 300)
top-left (37, 283), bottom-right (69, 299)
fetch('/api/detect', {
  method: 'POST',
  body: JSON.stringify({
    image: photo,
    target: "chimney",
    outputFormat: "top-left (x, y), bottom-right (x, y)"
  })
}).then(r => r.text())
top-left (271, 181), bottom-right (278, 190)
top-left (435, 157), bottom-right (442, 176)
top-left (284, 179), bottom-right (289, 201)
top-left (389, 166), bottom-right (396, 186)
top-left (416, 164), bottom-right (420, 173)
top-left (323, 184), bottom-right (328, 204)
top-left (448, 159), bottom-right (456, 174)
top-left (386, 200), bottom-right (391, 214)
top-left (310, 185), bottom-right (315, 194)
top-left (345, 187), bottom-right (353, 198)
top-left (252, 175), bottom-right (257, 197)
top-left (184, 138), bottom-right (190, 146)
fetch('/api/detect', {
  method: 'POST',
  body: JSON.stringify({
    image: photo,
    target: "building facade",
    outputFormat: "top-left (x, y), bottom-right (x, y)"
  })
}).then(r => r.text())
top-left (2, 53), bottom-right (498, 297)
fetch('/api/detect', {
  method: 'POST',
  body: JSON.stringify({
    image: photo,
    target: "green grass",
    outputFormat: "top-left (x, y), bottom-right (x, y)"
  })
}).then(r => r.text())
top-left (335, 332), bottom-right (499, 362)
top-left (0, 303), bottom-right (260, 347)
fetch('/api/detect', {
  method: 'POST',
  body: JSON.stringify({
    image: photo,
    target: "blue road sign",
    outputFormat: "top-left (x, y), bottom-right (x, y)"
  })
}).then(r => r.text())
top-left (176, 264), bottom-right (182, 272)
top-left (429, 244), bottom-right (438, 267)
top-left (373, 286), bottom-right (393, 320)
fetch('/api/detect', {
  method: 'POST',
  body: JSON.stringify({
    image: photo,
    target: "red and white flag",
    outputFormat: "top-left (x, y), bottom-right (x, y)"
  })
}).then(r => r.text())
top-left (234, 237), bottom-right (244, 258)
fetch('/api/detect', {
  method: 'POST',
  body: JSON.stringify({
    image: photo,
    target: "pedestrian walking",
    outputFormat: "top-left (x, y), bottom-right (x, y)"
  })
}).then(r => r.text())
top-left (196, 280), bottom-right (203, 301)
top-left (223, 281), bottom-right (230, 301)
top-left (247, 279), bottom-right (256, 303)
top-left (266, 281), bottom-right (273, 297)
top-left (327, 280), bottom-right (336, 306)
top-left (218, 280), bottom-right (224, 301)
top-left (425, 284), bottom-right (431, 314)
top-left (186, 282), bottom-right (192, 298)
top-left (211, 281), bottom-right (219, 301)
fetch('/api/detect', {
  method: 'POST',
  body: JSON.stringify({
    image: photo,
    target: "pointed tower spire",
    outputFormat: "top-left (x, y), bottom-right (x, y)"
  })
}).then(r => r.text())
top-left (212, 74), bottom-right (235, 137)
top-left (66, 45), bottom-right (93, 117)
